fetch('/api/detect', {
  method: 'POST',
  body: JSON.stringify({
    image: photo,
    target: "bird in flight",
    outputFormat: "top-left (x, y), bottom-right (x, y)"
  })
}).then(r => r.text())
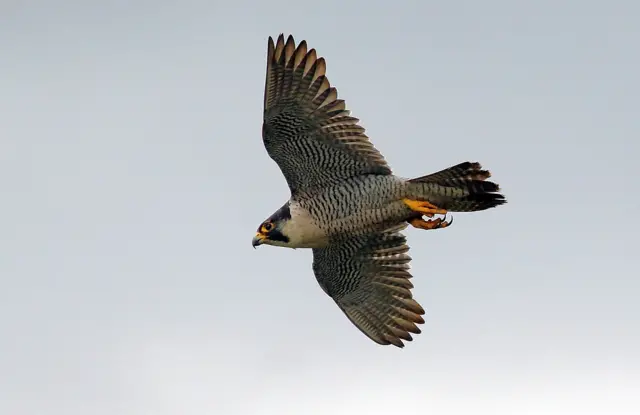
top-left (252, 34), bottom-right (506, 347)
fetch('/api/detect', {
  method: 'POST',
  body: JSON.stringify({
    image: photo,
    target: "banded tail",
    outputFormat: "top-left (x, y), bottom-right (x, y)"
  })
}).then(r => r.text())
top-left (407, 162), bottom-right (506, 212)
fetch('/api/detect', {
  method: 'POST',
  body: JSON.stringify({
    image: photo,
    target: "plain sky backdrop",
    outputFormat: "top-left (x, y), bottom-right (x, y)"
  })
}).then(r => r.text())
top-left (2, 1), bottom-right (638, 414)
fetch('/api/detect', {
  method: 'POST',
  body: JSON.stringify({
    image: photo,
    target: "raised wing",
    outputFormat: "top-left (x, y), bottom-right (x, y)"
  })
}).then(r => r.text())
top-left (262, 34), bottom-right (392, 195)
top-left (312, 224), bottom-right (425, 347)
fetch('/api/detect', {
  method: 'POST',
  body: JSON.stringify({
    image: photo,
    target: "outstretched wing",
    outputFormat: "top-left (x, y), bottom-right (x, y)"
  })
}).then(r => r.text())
top-left (262, 34), bottom-right (392, 195)
top-left (312, 224), bottom-right (425, 347)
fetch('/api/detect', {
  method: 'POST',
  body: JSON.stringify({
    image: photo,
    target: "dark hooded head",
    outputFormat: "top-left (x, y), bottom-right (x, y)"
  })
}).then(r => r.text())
top-left (252, 203), bottom-right (292, 248)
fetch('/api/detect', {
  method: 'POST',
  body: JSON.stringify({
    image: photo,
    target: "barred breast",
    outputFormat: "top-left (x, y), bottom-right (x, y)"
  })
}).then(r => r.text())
top-left (293, 175), bottom-right (411, 241)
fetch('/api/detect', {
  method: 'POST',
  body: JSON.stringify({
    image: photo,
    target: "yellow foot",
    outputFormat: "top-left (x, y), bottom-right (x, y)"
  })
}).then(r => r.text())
top-left (402, 199), bottom-right (448, 216)
top-left (409, 216), bottom-right (453, 230)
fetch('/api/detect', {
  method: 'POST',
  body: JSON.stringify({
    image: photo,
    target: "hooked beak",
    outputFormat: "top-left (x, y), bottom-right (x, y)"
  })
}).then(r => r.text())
top-left (252, 233), bottom-right (266, 248)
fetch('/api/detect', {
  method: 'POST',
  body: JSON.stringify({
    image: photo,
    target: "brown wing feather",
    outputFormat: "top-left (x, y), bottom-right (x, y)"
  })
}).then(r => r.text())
top-left (312, 224), bottom-right (425, 348)
top-left (262, 34), bottom-right (392, 194)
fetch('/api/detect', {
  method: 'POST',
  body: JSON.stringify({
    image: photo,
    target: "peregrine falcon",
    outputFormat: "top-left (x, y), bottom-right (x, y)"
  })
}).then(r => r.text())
top-left (252, 34), bottom-right (506, 347)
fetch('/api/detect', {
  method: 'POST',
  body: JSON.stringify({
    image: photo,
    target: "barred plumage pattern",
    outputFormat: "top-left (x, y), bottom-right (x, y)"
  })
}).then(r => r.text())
top-left (263, 34), bottom-right (391, 195)
top-left (258, 34), bottom-right (506, 347)
top-left (312, 223), bottom-right (424, 347)
top-left (407, 161), bottom-right (506, 212)
top-left (293, 174), bottom-right (410, 236)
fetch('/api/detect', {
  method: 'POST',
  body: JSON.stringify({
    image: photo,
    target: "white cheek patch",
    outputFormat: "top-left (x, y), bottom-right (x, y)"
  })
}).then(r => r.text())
top-left (283, 204), bottom-right (329, 248)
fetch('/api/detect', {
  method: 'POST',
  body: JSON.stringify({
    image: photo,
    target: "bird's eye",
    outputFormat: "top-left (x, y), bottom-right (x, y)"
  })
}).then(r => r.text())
top-left (262, 222), bottom-right (274, 232)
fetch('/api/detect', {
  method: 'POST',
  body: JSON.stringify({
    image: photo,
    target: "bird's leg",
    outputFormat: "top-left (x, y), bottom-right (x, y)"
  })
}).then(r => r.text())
top-left (402, 199), bottom-right (448, 216)
top-left (408, 215), bottom-right (453, 231)
top-left (404, 199), bottom-right (451, 231)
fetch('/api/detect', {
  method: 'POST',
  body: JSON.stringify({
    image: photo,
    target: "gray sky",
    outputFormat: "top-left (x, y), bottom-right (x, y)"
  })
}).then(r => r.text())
top-left (2, 1), bottom-right (638, 414)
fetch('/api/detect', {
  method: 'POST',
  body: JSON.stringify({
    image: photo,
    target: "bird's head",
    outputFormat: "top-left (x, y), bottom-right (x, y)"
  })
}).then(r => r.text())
top-left (252, 203), bottom-right (292, 248)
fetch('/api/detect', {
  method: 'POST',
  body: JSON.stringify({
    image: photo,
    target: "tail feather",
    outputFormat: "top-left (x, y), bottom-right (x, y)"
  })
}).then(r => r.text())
top-left (411, 161), bottom-right (492, 182)
top-left (407, 162), bottom-right (506, 212)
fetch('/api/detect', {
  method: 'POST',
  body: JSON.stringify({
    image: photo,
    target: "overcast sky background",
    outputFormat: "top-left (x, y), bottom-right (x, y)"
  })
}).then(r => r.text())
top-left (1, 1), bottom-right (639, 414)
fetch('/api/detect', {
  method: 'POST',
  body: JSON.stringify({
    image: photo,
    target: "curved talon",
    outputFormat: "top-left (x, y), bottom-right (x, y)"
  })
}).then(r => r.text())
top-left (439, 215), bottom-right (452, 229)
top-left (408, 214), bottom-right (453, 231)
top-left (439, 214), bottom-right (453, 228)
